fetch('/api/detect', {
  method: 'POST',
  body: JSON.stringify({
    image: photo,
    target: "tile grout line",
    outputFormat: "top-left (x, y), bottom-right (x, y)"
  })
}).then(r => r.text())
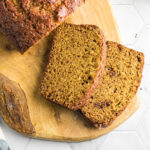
top-left (133, 3), bottom-right (150, 26)
top-left (24, 139), bottom-right (32, 150)
top-left (112, 130), bottom-right (137, 133)
top-left (135, 132), bottom-right (148, 150)
top-left (111, 4), bottom-right (133, 6)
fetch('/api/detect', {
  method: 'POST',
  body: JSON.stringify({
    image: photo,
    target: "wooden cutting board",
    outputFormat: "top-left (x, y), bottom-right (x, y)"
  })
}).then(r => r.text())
top-left (0, 0), bottom-right (140, 141)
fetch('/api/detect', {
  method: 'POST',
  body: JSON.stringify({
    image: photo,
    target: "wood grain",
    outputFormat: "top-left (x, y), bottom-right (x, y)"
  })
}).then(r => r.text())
top-left (0, 0), bottom-right (140, 141)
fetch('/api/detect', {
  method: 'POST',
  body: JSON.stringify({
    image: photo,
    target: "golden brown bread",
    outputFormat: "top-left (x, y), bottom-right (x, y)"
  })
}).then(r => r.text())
top-left (0, 0), bottom-right (85, 54)
top-left (41, 23), bottom-right (106, 110)
top-left (81, 41), bottom-right (144, 128)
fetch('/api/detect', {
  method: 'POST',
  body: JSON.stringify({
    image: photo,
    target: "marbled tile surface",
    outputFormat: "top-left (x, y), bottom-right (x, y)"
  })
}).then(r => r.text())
top-left (1, 0), bottom-right (150, 149)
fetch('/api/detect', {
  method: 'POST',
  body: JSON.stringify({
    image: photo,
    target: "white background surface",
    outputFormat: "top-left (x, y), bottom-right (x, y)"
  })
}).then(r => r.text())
top-left (0, 0), bottom-right (150, 150)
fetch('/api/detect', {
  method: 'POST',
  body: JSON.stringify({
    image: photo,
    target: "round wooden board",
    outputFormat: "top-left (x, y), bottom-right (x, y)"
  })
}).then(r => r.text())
top-left (0, 0), bottom-right (140, 141)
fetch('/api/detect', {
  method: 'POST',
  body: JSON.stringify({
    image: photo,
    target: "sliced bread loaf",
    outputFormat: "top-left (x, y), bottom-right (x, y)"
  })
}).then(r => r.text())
top-left (81, 41), bottom-right (144, 128)
top-left (41, 23), bottom-right (106, 110)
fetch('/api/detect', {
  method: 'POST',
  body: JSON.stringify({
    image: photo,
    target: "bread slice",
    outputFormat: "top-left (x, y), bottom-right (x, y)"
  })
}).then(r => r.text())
top-left (41, 23), bottom-right (106, 110)
top-left (0, 0), bottom-right (84, 54)
top-left (81, 41), bottom-right (144, 128)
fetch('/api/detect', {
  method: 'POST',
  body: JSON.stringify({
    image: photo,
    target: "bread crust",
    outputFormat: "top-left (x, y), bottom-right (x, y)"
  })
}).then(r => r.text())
top-left (81, 41), bottom-right (144, 128)
top-left (0, 0), bottom-right (84, 54)
top-left (72, 25), bottom-right (107, 110)
top-left (0, 73), bottom-right (35, 135)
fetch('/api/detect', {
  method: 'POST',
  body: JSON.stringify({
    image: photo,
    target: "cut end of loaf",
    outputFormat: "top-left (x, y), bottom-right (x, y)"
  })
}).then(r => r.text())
top-left (40, 23), bottom-right (106, 110)
top-left (81, 41), bottom-right (144, 128)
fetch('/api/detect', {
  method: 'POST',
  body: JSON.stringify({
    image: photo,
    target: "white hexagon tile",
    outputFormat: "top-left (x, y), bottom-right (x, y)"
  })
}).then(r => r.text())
top-left (25, 139), bottom-right (72, 150)
top-left (110, 0), bottom-right (134, 5)
top-left (101, 132), bottom-right (146, 150)
top-left (112, 4), bottom-right (144, 45)
top-left (137, 108), bottom-right (150, 150)
top-left (68, 134), bottom-right (108, 150)
top-left (25, 135), bottom-right (108, 150)
top-left (134, 0), bottom-right (150, 24)
top-left (1, 1), bottom-right (150, 150)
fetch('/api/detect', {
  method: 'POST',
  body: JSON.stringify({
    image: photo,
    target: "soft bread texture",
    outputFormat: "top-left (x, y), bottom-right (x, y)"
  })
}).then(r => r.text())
top-left (0, 0), bottom-right (84, 54)
top-left (81, 41), bottom-right (144, 128)
top-left (41, 23), bottom-right (106, 110)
